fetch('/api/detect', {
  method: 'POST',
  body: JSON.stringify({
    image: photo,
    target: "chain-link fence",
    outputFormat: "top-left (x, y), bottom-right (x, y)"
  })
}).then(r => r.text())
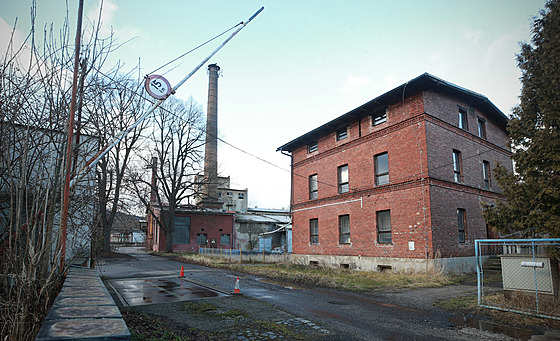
top-left (475, 239), bottom-right (560, 319)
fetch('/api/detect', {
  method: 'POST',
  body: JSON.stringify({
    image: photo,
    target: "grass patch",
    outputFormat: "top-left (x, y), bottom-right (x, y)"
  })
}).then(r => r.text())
top-left (164, 253), bottom-right (461, 292)
top-left (181, 301), bottom-right (248, 319)
top-left (181, 301), bottom-right (219, 314)
top-left (434, 294), bottom-right (478, 311)
top-left (123, 310), bottom-right (221, 340)
top-left (249, 320), bottom-right (306, 340)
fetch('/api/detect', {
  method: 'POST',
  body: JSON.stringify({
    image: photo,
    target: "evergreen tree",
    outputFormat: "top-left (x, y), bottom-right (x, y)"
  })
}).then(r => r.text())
top-left (483, 0), bottom-right (560, 237)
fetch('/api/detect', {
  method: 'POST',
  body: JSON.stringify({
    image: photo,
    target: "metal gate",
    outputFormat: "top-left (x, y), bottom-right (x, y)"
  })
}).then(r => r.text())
top-left (475, 238), bottom-right (560, 319)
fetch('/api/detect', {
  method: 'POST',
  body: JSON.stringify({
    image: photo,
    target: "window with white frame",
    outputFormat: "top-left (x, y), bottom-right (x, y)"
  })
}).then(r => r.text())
top-left (457, 209), bottom-right (466, 243)
top-left (377, 210), bottom-right (392, 244)
top-left (375, 152), bottom-right (389, 186)
top-left (453, 150), bottom-right (462, 183)
top-left (483, 160), bottom-right (491, 189)
top-left (338, 165), bottom-right (349, 193)
top-left (458, 107), bottom-right (468, 130)
top-left (309, 174), bottom-right (318, 200)
top-left (339, 215), bottom-right (350, 244)
top-left (336, 127), bottom-right (348, 141)
top-left (310, 218), bottom-right (319, 244)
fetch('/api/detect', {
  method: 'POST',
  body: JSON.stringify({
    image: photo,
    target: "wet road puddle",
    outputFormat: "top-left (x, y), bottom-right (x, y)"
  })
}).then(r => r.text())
top-left (256, 278), bottom-right (305, 290)
top-left (448, 315), bottom-right (538, 340)
top-left (108, 277), bottom-right (228, 306)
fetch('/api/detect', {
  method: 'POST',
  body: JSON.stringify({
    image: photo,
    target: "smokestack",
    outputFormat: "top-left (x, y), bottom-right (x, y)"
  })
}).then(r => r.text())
top-left (201, 64), bottom-right (222, 208)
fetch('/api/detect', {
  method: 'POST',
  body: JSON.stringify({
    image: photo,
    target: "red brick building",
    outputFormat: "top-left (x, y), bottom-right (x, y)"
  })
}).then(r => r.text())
top-left (277, 73), bottom-right (512, 273)
top-left (146, 205), bottom-right (234, 253)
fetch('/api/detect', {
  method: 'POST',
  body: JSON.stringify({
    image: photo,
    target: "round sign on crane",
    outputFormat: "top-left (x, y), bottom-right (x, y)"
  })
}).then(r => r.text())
top-left (145, 74), bottom-right (172, 100)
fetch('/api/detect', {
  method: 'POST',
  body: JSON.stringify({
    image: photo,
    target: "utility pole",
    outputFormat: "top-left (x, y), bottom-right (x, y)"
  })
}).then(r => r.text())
top-left (59, 0), bottom-right (84, 272)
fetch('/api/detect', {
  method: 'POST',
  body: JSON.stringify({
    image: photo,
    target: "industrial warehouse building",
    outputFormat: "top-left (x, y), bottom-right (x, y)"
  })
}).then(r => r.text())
top-left (277, 73), bottom-right (513, 273)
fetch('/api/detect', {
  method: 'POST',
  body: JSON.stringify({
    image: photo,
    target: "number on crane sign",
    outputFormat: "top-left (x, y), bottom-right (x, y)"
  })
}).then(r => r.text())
top-left (150, 80), bottom-right (166, 94)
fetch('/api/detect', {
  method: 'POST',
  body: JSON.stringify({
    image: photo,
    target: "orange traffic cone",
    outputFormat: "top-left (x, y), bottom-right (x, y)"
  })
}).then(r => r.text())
top-left (179, 266), bottom-right (185, 278)
top-left (233, 276), bottom-right (241, 295)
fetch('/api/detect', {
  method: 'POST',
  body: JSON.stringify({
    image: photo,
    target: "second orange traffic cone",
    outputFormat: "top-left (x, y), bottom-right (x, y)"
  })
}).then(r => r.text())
top-left (233, 277), bottom-right (241, 295)
top-left (179, 266), bottom-right (185, 278)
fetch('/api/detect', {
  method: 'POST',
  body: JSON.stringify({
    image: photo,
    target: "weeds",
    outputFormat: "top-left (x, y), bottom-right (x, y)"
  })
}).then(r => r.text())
top-left (166, 253), bottom-right (459, 292)
top-left (434, 295), bottom-right (478, 310)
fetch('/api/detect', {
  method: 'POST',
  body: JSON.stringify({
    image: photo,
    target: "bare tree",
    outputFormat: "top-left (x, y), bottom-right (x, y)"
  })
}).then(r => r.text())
top-left (85, 68), bottom-right (150, 253)
top-left (0, 2), bottom-right (124, 338)
top-left (128, 96), bottom-right (205, 253)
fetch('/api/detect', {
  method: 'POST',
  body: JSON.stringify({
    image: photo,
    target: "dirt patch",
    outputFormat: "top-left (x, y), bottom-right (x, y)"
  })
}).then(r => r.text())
top-left (121, 296), bottom-right (331, 340)
top-left (122, 310), bottom-right (221, 340)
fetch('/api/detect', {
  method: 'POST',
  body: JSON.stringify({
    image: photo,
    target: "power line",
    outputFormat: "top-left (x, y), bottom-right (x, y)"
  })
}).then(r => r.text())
top-left (147, 23), bottom-right (242, 77)
top-left (88, 64), bottom-right (511, 196)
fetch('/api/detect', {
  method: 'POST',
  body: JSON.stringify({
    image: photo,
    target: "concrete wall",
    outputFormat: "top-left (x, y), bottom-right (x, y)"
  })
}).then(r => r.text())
top-left (291, 253), bottom-right (478, 274)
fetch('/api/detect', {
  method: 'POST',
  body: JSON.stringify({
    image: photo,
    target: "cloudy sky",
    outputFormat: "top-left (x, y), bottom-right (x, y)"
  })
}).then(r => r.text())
top-left (0, 0), bottom-right (546, 209)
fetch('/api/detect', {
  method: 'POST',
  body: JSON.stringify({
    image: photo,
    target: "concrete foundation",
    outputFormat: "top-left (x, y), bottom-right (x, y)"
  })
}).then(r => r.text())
top-left (290, 254), bottom-right (477, 274)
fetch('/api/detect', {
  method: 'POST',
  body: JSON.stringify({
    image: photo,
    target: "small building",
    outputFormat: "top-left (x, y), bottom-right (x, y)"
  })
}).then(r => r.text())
top-left (235, 208), bottom-right (290, 251)
top-left (277, 73), bottom-right (512, 273)
top-left (109, 212), bottom-right (146, 245)
top-left (195, 175), bottom-right (249, 213)
top-left (147, 205), bottom-right (234, 253)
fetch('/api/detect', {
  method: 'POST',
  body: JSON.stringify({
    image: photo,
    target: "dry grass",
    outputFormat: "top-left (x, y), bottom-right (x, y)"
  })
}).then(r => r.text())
top-left (484, 291), bottom-right (560, 317)
top-left (168, 253), bottom-right (459, 291)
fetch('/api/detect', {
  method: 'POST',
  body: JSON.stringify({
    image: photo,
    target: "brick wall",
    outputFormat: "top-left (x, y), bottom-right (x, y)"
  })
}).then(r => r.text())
top-left (289, 87), bottom-right (512, 262)
top-left (154, 211), bottom-right (234, 252)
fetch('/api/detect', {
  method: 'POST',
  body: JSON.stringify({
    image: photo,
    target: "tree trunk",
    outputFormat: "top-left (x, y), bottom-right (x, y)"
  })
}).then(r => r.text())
top-left (165, 205), bottom-right (175, 253)
top-left (98, 160), bottom-right (110, 252)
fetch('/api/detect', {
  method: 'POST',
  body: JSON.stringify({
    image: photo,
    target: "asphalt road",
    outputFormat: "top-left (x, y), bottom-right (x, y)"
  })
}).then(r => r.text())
top-left (97, 246), bottom-right (539, 341)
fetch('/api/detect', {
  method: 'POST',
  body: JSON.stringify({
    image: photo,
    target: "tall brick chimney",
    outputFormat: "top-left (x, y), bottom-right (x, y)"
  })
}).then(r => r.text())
top-left (200, 63), bottom-right (222, 209)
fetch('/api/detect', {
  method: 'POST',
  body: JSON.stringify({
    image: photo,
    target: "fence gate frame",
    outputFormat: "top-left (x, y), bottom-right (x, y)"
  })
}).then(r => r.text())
top-left (475, 238), bottom-right (560, 320)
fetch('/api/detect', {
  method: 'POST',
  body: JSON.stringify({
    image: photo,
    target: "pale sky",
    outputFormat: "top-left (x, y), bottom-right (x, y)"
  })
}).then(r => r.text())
top-left (0, 0), bottom-right (546, 210)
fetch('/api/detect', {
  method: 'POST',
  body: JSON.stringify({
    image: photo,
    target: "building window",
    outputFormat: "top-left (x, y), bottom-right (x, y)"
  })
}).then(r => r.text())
top-left (220, 234), bottom-right (230, 245)
top-left (338, 165), bottom-right (349, 193)
top-left (310, 218), bottom-right (319, 244)
top-left (483, 160), bottom-right (491, 190)
top-left (377, 210), bottom-right (392, 244)
top-left (336, 127), bottom-right (348, 141)
top-left (457, 209), bottom-right (466, 243)
top-left (172, 216), bottom-right (191, 244)
top-left (196, 233), bottom-right (207, 245)
top-left (372, 109), bottom-right (387, 126)
top-left (309, 174), bottom-right (318, 200)
top-left (374, 152), bottom-right (389, 186)
top-left (238, 193), bottom-right (244, 199)
top-left (477, 117), bottom-right (486, 139)
top-left (453, 150), bottom-right (462, 183)
top-left (339, 215), bottom-right (350, 244)
top-left (308, 141), bottom-right (318, 153)
top-left (226, 192), bottom-right (233, 196)
top-left (458, 107), bottom-right (468, 130)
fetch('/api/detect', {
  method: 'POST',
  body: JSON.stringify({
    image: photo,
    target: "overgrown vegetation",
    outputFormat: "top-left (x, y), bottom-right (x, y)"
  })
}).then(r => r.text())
top-left (483, 0), bottom-right (560, 237)
top-left (123, 308), bottom-right (306, 341)
top-left (434, 295), bottom-right (478, 311)
top-left (167, 253), bottom-right (461, 291)
top-left (123, 311), bottom-right (221, 341)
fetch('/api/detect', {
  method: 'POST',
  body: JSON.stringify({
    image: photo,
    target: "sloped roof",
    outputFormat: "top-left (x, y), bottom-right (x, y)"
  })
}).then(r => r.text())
top-left (235, 212), bottom-right (291, 224)
top-left (277, 73), bottom-right (508, 153)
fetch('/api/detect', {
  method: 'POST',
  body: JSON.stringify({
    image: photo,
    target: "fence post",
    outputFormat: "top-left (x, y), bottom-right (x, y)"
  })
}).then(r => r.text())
top-left (475, 240), bottom-right (482, 306)
top-left (263, 248), bottom-right (265, 262)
